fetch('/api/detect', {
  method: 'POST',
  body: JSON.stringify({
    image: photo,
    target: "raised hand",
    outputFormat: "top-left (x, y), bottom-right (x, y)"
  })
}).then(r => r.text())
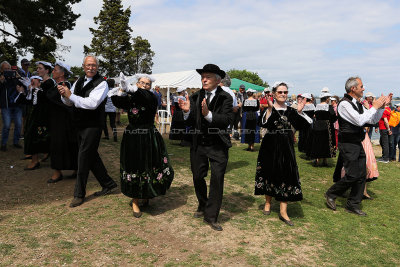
top-left (297, 97), bottom-right (306, 112)
top-left (372, 94), bottom-right (386, 110)
top-left (201, 98), bottom-right (209, 117)
top-left (178, 94), bottom-right (190, 112)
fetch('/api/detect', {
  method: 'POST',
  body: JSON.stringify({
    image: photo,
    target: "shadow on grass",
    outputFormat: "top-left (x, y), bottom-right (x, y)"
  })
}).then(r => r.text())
top-left (144, 184), bottom-right (191, 216)
top-left (226, 160), bottom-right (249, 173)
top-left (219, 191), bottom-right (256, 223)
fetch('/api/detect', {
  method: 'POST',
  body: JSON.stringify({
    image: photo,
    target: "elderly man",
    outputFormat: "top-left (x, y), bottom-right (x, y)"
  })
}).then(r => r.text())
top-left (0, 61), bottom-right (23, 151)
top-left (58, 55), bottom-right (117, 207)
top-left (325, 77), bottom-right (391, 216)
top-left (179, 64), bottom-right (233, 231)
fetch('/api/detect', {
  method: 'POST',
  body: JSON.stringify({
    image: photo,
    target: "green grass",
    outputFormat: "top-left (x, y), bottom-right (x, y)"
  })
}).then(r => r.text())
top-left (1, 127), bottom-right (399, 266)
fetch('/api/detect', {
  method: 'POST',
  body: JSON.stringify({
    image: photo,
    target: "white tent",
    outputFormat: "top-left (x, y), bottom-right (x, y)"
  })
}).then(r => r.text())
top-left (113, 70), bottom-right (202, 117)
top-left (152, 70), bottom-right (202, 89)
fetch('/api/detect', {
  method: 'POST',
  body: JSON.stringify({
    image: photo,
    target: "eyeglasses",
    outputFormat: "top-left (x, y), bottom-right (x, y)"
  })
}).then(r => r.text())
top-left (138, 81), bottom-right (151, 86)
top-left (276, 91), bottom-right (289, 95)
top-left (84, 64), bottom-right (98, 68)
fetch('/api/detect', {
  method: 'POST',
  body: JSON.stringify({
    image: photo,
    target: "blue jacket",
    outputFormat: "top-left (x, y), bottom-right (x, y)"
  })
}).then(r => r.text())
top-left (0, 78), bottom-right (20, 109)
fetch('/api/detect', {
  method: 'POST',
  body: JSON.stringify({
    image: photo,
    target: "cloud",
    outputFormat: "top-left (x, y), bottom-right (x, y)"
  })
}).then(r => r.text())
top-left (57, 0), bottom-right (400, 95)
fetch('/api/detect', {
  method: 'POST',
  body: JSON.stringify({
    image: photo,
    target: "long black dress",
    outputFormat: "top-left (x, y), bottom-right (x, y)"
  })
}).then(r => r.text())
top-left (169, 100), bottom-right (186, 141)
top-left (254, 106), bottom-right (311, 201)
top-left (298, 104), bottom-right (315, 153)
top-left (18, 79), bottom-right (52, 155)
top-left (241, 98), bottom-right (260, 144)
top-left (46, 81), bottom-right (78, 170)
top-left (307, 103), bottom-right (337, 159)
top-left (111, 89), bottom-right (174, 199)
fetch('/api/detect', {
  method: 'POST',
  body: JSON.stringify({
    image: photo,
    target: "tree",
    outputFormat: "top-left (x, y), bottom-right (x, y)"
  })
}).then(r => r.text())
top-left (0, 0), bottom-right (81, 59)
top-left (227, 69), bottom-right (269, 88)
top-left (128, 36), bottom-right (155, 74)
top-left (70, 66), bottom-right (85, 78)
top-left (0, 39), bottom-right (18, 65)
top-left (85, 0), bottom-right (155, 76)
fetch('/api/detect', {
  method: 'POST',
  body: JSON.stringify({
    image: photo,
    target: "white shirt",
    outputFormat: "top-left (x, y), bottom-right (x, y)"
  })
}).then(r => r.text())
top-left (221, 86), bottom-right (238, 107)
top-left (61, 76), bottom-right (109, 110)
top-left (337, 97), bottom-right (384, 126)
top-left (183, 87), bottom-right (217, 123)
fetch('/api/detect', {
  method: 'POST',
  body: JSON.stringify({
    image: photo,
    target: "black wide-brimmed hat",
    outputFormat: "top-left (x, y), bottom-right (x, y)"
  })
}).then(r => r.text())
top-left (196, 64), bottom-right (226, 79)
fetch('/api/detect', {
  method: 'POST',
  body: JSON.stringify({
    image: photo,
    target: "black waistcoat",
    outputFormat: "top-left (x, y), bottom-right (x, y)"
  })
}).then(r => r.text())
top-left (72, 73), bottom-right (106, 128)
top-left (337, 94), bottom-right (365, 143)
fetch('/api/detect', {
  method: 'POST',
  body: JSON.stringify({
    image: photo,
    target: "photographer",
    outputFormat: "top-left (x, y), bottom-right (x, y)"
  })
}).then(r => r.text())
top-left (0, 61), bottom-right (23, 151)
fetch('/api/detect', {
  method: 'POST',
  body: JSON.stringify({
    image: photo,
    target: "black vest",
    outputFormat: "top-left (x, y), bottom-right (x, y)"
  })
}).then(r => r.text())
top-left (72, 73), bottom-right (106, 128)
top-left (337, 94), bottom-right (365, 143)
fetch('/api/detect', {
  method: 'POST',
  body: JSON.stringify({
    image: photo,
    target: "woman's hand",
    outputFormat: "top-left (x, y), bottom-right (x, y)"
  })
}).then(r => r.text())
top-left (178, 94), bottom-right (190, 112)
top-left (57, 84), bottom-right (71, 98)
top-left (297, 97), bottom-right (306, 112)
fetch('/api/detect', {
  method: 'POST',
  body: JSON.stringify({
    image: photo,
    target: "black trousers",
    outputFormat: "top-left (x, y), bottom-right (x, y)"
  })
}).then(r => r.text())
top-left (103, 112), bottom-right (117, 138)
top-left (190, 144), bottom-right (229, 222)
top-left (326, 142), bottom-right (366, 210)
top-left (74, 127), bottom-right (116, 198)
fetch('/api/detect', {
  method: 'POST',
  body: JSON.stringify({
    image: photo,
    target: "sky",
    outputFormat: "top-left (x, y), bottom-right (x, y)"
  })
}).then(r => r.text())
top-left (50, 0), bottom-right (400, 96)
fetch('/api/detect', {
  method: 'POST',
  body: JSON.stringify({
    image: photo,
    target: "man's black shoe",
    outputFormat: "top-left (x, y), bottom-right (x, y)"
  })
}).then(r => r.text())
top-left (325, 193), bottom-right (336, 210)
top-left (0, 145), bottom-right (6, 151)
top-left (203, 219), bottom-right (223, 231)
top-left (345, 207), bottom-right (367, 216)
top-left (13, 144), bottom-right (23, 149)
top-left (70, 197), bottom-right (84, 207)
top-left (94, 184), bottom-right (117, 196)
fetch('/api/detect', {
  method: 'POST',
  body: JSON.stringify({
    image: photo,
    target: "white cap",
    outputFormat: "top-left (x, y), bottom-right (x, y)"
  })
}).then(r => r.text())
top-left (247, 88), bottom-right (256, 93)
top-left (35, 61), bottom-right (53, 68)
top-left (365, 92), bottom-right (375, 98)
top-left (395, 103), bottom-right (400, 107)
top-left (321, 87), bottom-right (329, 92)
top-left (30, 75), bottom-right (43, 81)
top-left (330, 97), bottom-right (336, 101)
top-left (320, 92), bottom-right (332, 98)
top-left (55, 61), bottom-right (72, 74)
top-left (301, 93), bottom-right (312, 99)
top-left (176, 86), bottom-right (186, 93)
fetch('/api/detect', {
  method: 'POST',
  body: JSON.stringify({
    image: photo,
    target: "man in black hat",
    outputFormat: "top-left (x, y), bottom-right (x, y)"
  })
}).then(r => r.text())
top-left (179, 64), bottom-right (233, 231)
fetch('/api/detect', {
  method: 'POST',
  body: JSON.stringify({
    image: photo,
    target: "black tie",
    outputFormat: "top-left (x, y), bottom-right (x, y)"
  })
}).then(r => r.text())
top-left (206, 91), bottom-right (212, 106)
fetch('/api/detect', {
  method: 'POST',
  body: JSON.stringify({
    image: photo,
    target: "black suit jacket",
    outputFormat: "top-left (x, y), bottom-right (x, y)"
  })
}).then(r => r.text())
top-left (185, 86), bottom-right (233, 149)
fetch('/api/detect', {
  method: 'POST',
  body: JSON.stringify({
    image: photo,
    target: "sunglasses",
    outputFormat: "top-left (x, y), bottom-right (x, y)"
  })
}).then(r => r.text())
top-left (276, 91), bottom-right (288, 95)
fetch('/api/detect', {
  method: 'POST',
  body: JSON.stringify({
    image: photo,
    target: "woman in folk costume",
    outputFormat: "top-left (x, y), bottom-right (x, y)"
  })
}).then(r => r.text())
top-left (254, 82), bottom-right (312, 226)
top-left (241, 88), bottom-right (260, 151)
top-left (297, 93), bottom-right (315, 154)
top-left (15, 61), bottom-right (53, 170)
top-left (307, 92), bottom-right (337, 166)
top-left (109, 73), bottom-right (174, 218)
top-left (169, 86), bottom-right (188, 145)
top-left (45, 61), bottom-right (78, 183)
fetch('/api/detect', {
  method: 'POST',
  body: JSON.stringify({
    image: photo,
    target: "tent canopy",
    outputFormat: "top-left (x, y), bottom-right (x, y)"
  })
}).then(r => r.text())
top-left (112, 70), bottom-right (202, 89)
top-left (230, 78), bottom-right (266, 92)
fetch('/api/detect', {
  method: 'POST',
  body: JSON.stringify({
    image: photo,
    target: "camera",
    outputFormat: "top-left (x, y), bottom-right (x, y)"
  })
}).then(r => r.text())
top-left (2, 70), bottom-right (17, 79)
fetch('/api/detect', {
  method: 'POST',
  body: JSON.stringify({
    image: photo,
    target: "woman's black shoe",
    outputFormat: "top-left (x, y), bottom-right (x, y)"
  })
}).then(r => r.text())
top-left (47, 175), bottom-right (63, 183)
top-left (279, 214), bottom-right (294, 226)
top-left (362, 195), bottom-right (373, 200)
top-left (133, 211), bottom-right (142, 218)
top-left (40, 154), bottom-right (50, 162)
top-left (24, 162), bottom-right (40, 170)
top-left (21, 155), bottom-right (32, 160)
